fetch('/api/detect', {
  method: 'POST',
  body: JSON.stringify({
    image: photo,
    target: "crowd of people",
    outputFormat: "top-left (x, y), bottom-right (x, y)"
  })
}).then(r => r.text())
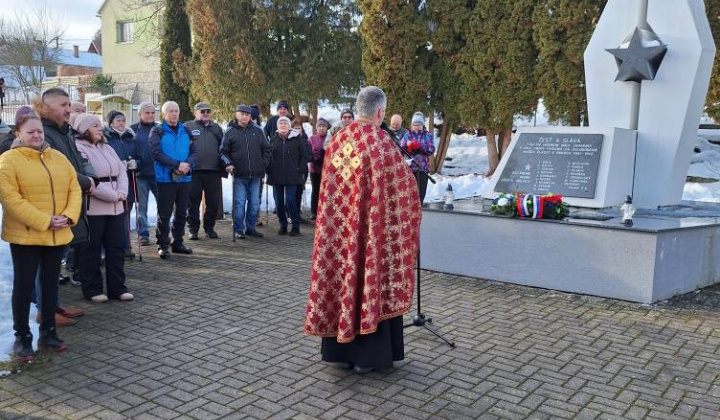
top-left (0, 86), bottom-right (433, 372)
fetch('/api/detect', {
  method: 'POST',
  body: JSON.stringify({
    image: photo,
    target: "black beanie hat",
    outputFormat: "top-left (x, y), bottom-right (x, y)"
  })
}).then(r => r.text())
top-left (107, 110), bottom-right (124, 126)
top-left (250, 104), bottom-right (260, 121)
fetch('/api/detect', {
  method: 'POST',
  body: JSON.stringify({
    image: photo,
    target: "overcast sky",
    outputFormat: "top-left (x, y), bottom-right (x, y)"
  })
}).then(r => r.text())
top-left (4, 0), bottom-right (102, 49)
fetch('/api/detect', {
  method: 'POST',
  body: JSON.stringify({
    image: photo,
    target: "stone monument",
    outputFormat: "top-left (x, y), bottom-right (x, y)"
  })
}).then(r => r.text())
top-left (486, 0), bottom-right (716, 210)
top-left (423, 0), bottom-right (720, 304)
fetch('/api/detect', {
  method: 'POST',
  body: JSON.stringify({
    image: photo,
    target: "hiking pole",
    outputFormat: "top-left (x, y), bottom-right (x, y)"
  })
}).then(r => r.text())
top-left (265, 176), bottom-right (269, 225)
top-left (130, 169), bottom-right (142, 261)
top-left (231, 172), bottom-right (236, 243)
top-left (124, 199), bottom-right (133, 260)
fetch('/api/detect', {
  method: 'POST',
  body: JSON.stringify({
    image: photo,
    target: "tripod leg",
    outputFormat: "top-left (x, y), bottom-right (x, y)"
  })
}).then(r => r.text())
top-left (422, 324), bottom-right (456, 347)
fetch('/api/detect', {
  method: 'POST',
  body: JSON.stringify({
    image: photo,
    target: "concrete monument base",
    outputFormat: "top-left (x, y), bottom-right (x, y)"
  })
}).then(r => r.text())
top-left (421, 199), bottom-right (720, 303)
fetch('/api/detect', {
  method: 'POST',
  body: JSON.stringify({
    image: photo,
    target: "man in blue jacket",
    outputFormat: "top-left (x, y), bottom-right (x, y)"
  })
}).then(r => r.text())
top-left (130, 102), bottom-right (159, 246)
top-left (148, 101), bottom-right (197, 259)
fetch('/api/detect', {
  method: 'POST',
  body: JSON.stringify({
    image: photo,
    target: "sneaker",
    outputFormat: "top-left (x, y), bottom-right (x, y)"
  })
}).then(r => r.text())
top-left (38, 328), bottom-right (67, 353)
top-left (140, 237), bottom-right (150, 246)
top-left (188, 231), bottom-right (199, 240)
top-left (278, 227), bottom-right (288, 235)
top-left (158, 248), bottom-right (170, 259)
top-left (245, 230), bottom-right (264, 238)
top-left (13, 334), bottom-right (35, 362)
top-left (289, 227), bottom-right (300, 236)
top-left (235, 232), bottom-right (246, 240)
top-left (56, 307), bottom-right (84, 318)
top-left (205, 230), bottom-right (219, 239)
top-left (91, 294), bottom-right (109, 303)
top-left (171, 244), bottom-right (193, 254)
top-left (119, 293), bottom-right (134, 301)
top-left (36, 312), bottom-right (76, 326)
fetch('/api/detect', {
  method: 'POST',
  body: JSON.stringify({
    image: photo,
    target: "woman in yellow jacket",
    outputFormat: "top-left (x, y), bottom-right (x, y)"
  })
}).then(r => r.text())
top-left (0, 114), bottom-right (81, 361)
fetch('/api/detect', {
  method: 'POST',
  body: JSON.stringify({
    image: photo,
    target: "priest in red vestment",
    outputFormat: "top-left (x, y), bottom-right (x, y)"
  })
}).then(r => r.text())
top-left (304, 86), bottom-right (422, 373)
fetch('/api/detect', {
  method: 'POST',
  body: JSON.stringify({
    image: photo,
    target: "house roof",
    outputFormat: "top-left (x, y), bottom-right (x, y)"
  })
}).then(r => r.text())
top-left (56, 49), bottom-right (102, 69)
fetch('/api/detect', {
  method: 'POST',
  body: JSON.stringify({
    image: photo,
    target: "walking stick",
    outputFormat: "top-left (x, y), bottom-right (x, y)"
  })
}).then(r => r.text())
top-left (265, 176), bottom-right (269, 225)
top-left (130, 169), bottom-right (142, 261)
top-left (231, 172), bottom-right (236, 243)
top-left (124, 199), bottom-right (133, 260)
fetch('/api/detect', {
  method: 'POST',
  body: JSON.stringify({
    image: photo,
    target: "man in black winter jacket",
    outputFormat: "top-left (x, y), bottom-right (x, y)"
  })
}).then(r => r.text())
top-left (184, 102), bottom-right (224, 239)
top-left (130, 102), bottom-right (159, 246)
top-left (220, 104), bottom-right (271, 239)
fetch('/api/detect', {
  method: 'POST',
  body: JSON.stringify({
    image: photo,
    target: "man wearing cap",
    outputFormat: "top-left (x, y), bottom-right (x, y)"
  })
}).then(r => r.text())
top-left (148, 101), bottom-right (197, 259)
top-left (184, 103), bottom-right (224, 240)
top-left (220, 105), bottom-right (271, 239)
top-left (263, 100), bottom-right (292, 140)
top-left (130, 102), bottom-right (160, 246)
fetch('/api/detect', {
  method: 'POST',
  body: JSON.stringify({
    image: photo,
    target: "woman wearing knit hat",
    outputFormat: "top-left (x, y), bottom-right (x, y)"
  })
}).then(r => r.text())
top-left (104, 110), bottom-right (139, 259)
top-left (266, 116), bottom-right (309, 236)
top-left (400, 112), bottom-right (436, 203)
top-left (74, 113), bottom-right (134, 304)
top-left (308, 118), bottom-right (331, 220)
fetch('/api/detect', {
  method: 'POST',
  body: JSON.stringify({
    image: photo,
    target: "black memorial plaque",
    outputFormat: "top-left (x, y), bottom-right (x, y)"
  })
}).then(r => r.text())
top-left (495, 133), bottom-right (604, 198)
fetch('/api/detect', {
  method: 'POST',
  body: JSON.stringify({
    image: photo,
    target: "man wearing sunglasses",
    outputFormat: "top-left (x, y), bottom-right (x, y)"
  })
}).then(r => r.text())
top-left (184, 102), bottom-right (224, 240)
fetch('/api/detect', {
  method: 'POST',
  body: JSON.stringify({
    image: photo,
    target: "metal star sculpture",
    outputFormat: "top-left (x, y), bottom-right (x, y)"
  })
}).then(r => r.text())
top-left (606, 27), bottom-right (668, 82)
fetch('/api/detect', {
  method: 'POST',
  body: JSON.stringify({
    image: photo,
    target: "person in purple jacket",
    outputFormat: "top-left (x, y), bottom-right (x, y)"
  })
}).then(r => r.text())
top-left (400, 112), bottom-right (435, 203)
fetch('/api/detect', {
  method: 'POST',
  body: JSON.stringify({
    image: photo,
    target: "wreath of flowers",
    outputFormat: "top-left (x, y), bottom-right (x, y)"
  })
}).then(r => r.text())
top-left (491, 193), bottom-right (568, 220)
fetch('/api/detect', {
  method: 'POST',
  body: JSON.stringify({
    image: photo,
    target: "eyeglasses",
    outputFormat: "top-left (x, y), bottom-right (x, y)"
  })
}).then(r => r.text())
top-left (200, 109), bottom-right (211, 114)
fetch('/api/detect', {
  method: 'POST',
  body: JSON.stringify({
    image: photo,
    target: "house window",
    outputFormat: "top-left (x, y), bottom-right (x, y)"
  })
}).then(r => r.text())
top-left (116, 21), bottom-right (134, 44)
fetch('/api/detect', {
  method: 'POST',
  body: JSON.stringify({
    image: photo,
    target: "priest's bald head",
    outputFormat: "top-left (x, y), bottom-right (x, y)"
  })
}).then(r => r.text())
top-left (356, 86), bottom-right (386, 127)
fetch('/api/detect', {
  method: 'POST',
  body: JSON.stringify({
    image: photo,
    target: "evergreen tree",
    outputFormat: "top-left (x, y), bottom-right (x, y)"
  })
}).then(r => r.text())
top-left (706, 0), bottom-right (720, 123)
top-left (455, 0), bottom-right (539, 176)
top-left (533, 0), bottom-right (606, 126)
top-left (160, 0), bottom-right (192, 121)
top-left (425, 0), bottom-right (471, 173)
top-left (358, 0), bottom-right (432, 122)
top-left (186, 0), bottom-right (268, 121)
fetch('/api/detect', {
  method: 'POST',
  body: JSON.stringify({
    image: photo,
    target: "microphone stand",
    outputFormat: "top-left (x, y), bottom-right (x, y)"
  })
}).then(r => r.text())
top-left (382, 123), bottom-right (455, 348)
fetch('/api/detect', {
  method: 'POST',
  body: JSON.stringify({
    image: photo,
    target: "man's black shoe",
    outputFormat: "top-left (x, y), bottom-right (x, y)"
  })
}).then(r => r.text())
top-left (245, 230), bottom-right (264, 238)
top-left (140, 236), bottom-right (150, 246)
top-left (353, 365), bottom-right (374, 374)
top-left (188, 231), bottom-right (199, 240)
top-left (158, 248), bottom-right (170, 259)
top-left (205, 230), bottom-right (219, 239)
top-left (289, 227), bottom-right (300, 236)
top-left (235, 232), bottom-right (246, 240)
top-left (171, 245), bottom-right (193, 254)
top-left (278, 227), bottom-right (288, 235)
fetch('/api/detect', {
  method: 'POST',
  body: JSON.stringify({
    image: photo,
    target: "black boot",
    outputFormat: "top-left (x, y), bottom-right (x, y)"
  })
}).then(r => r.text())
top-left (289, 227), bottom-right (300, 236)
top-left (38, 328), bottom-right (67, 353)
top-left (158, 247), bottom-right (170, 259)
top-left (171, 244), bottom-right (193, 254)
top-left (13, 333), bottom-right (35, 362)
top-left (278, 226), bottom-right (288, 235)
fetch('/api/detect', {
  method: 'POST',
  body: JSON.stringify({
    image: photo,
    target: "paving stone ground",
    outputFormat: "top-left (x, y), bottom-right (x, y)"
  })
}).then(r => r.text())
top-left (2, 215), bottom-right (720, 420)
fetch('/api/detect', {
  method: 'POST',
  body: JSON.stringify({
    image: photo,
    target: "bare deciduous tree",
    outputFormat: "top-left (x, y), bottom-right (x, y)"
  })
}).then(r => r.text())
top-left (0, 5), bottom-right (67, 102)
